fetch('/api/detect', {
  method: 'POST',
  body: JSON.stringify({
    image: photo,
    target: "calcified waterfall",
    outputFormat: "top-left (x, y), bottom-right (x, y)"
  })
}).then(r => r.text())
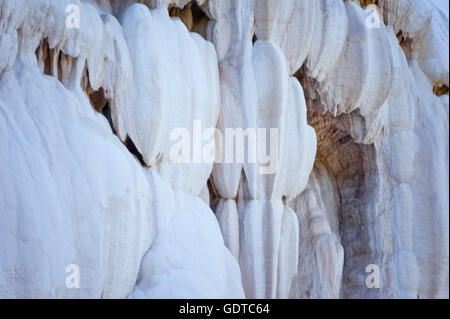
top-left (0, 0), bottom-right (448, 299)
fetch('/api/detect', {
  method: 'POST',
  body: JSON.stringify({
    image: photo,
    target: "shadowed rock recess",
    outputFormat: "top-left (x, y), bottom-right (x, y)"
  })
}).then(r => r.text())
top-left (0, 0), bottom-right (448, 299)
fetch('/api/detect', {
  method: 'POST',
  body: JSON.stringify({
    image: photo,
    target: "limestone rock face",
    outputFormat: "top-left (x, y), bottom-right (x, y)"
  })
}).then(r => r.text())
top-left (0, 0), bottom-right (448, 299)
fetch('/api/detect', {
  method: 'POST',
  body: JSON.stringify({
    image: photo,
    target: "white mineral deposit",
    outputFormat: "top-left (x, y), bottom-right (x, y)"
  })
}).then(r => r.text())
top-left (0, 0), bottom-right (448, 299)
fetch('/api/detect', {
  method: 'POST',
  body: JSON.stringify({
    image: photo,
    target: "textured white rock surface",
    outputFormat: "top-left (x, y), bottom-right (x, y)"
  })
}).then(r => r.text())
top-left (0, 0), bottom-right (242, 299)
top-left (117, 4), bottom-right (220, 196)
top-left (0, 0), bottom-right (448, 299)
top-left (0, 54), bottom-right (154, 298)
top-left (129, 193), bottom-right (244, 298)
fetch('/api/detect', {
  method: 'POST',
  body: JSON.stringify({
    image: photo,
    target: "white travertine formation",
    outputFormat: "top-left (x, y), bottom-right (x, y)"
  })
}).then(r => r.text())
top-left (0, 0), bottom-right (243, 298)
top-left (288, 164), bottom-right (344, 299)
top-left (0, 0), bottom-right (448, 299)
top-left (0, 53), bottom-right (154, 298)
top-left (117, 4), bottom-right (220, 196)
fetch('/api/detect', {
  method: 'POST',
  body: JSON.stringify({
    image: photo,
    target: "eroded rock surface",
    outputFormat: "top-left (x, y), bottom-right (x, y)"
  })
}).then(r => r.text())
top-left (0, 0), bottom-right (448, 299)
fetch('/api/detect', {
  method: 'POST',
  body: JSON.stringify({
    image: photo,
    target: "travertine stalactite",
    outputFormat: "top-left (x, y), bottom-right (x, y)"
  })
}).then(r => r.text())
top-left (288, 163), bottom-right (344, 299)
top-left (203, 0), bottom-right (316, 298)
top-left (0, 0), bottom-right (448, 299)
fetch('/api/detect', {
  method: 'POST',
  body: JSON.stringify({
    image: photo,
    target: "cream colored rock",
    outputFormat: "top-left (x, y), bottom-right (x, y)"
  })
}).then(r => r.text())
top-left (117, 4), bottom-right (220, 196)
top-left (0, 0), bottom-right (448, 300)
top-left (214, 199), bottom-right (240, 261)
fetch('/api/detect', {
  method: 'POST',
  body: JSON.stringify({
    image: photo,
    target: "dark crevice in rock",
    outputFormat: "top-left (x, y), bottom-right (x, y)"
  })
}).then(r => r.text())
top-left (88, 87), bottom-right (108, 112)
top-left (295, 65), bottom-right (325, 113)
top-left (102, 102), bottom-right (117, 135)
top-left (191, 1), bottom-right (206, 20)
top-left (359, 0), bottom-right (379, 6)
top-left (344, 0), bottom-right (388, 26)
top-left (125, 135), bottom-right (147, 167)
top-left (80, 65), bottom-right (119, 136)
top-left (396, 30), bottom-right (414, 60)
top-left (207, 178), bottom-right (218, 209)
top-left (35, 38), bottom-right (74, 84)
top-left (296, 63), bottom-right (381, 297)
top-left (308, 107), bottom-right (379, 298)
top-left (433, 84), bottom-right (449, 96)
top-left (169, 0), bottom-right (210, 39)
top-left (83, 67), bottom-right (148, 167)
top-left (35, 38), bottom-right (51, 75)
top-left (35, 43), bottom-right (147, 168)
